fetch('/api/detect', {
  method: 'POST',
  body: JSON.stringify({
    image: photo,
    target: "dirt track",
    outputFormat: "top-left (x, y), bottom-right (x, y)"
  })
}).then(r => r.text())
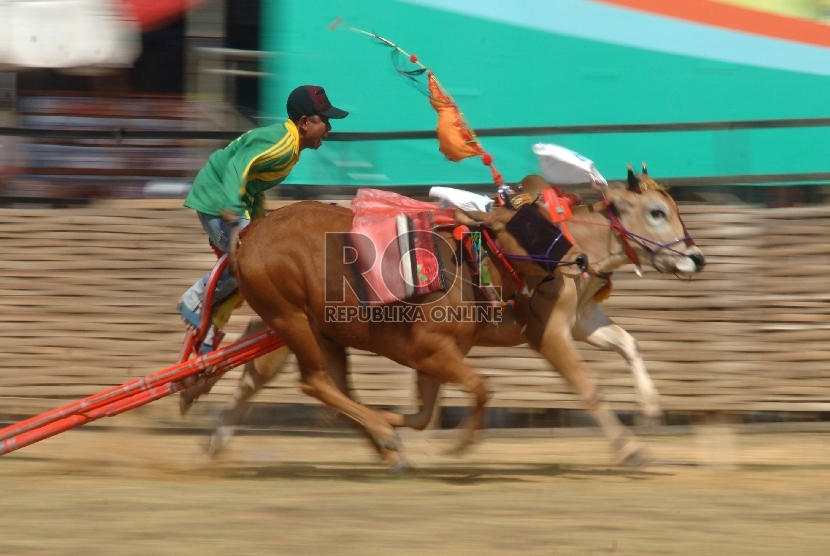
top-left (1, 427), bottom-right (829, 556)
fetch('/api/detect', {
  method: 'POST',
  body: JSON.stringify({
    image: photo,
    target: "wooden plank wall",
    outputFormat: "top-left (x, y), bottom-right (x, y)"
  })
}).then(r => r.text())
top-left (1, 200), bottom-right (829, 417)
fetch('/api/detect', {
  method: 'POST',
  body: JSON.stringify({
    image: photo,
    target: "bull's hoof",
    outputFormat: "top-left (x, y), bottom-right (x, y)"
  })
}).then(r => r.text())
top-left (179, 391), bottom-right (196, 416)
top-left (444, 430), bottom-right (479, 457)
top-left (444, 444), bottom-right (469, 457)
top-left (204, 425), bottom-right (235, 458)
top-left (614, 441), bottom-right (651, 469)
top-left (389, 456), bottom-right (413, 474)
top-left (376, 429), bottom-right (403, 453)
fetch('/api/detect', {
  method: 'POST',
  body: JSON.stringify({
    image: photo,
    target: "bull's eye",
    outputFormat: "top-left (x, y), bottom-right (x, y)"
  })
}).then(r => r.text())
top-left (650, 209), bottom-right (666, 220)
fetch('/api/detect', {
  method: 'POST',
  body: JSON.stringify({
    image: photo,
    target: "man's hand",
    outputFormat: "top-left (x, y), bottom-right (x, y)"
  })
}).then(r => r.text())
top-left (221, 210), bottom-right (240, 224)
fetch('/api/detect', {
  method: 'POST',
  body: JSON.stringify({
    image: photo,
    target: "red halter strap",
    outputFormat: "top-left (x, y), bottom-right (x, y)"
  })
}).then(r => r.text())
top-left (603, 199), bottom-right (642, 268)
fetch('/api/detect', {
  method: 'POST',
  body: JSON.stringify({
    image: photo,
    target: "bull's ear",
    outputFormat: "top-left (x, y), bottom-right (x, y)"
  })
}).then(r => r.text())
top-left (603, 183), bottom-right (634, 210)
top-left (454, 209), bottom-right (488, 226)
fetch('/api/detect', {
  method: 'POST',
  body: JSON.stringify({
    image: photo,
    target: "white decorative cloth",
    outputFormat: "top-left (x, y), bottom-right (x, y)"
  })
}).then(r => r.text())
top-left (532, 143), bottom-right (608, 186)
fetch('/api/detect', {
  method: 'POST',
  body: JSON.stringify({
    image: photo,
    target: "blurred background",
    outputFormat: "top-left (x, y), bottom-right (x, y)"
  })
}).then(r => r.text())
top-left (2, 0), bottom-right (830, 440)
top-left (2, 0), bottom-right (830, 203)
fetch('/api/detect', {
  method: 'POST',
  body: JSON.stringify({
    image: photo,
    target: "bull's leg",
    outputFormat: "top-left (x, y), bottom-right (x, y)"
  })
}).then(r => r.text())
top-left (180, 318), bottom-right (272, 416)
top-left (271, 314), bottom-right (404, 460)
top-left (410, 332), bottom-right (490, 454)
top-left (378, 371), bottom-right (441, 431)
top-left (322, 339), bottom-right (408, 470)
top-left (523, 281), bottom-right (648, 467)
top-left (205, 342), bottom-right (292, 457)
top-left (205, 323), bottom-right (405, 463)
top-left (572, 303), bottom-right (662, 423)
top-left (376, 315), bottom-right (520, 432)
top-left (537, 326), bottom-right (647, 466)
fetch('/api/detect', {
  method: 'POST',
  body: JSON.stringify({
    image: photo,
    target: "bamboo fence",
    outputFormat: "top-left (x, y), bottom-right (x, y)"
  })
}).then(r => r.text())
top-left (1, 199), bottom-right (828, 418)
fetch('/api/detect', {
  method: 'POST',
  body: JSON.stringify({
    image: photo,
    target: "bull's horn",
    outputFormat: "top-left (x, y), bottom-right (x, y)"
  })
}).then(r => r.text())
top-left (627, 164), bottom-right (640, 192)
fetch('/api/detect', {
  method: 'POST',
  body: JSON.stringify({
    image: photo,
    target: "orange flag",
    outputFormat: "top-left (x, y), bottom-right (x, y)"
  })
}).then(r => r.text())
top-left (428, 73), bottom-right (484, 162)
top-left (333, 21), bottom-right (504, 187)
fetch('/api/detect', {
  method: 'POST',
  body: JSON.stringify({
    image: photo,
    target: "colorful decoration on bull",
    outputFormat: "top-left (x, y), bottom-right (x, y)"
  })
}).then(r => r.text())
top-left (331, 18), bottom-right (509, 204)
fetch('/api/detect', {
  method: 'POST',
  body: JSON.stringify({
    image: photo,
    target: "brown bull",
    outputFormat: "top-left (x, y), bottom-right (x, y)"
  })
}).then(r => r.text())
top-left (195, 169), bottom-right (705, 468)
top-left (225, 188), bottom-right (588, 468)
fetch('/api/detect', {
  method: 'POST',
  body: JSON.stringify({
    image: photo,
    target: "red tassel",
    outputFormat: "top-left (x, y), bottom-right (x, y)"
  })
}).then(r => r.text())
top-left (489, 165), bottom-right (504, 186)
top-left (409, 54), bottom-right (418, 63)
top-left (481, 153), bottom-right (493, 166)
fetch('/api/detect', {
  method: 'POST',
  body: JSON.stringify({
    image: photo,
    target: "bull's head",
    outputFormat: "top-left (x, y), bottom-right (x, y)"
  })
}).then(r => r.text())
top-left (601, 164), bottom-right (705, 275)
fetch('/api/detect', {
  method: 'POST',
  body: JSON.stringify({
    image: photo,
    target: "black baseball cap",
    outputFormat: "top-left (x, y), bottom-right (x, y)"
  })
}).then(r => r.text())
top-left (286, 85), bottom-right (349, 120)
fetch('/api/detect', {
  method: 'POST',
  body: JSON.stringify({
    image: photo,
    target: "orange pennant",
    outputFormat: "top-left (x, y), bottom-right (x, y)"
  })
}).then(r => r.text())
top-left (428, 73), bottom-right (484, 162)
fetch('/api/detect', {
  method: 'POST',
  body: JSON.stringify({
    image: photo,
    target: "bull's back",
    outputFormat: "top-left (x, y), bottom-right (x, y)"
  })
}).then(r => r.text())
top-left (235, 201), bottom-right (353, 303)
top-left (256, 201), bottom-right (352, 236)
top-left (240, 201), bottom-right (351, 258)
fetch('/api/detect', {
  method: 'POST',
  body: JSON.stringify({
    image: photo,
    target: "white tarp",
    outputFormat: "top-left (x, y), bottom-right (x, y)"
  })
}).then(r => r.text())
top-left (429, 186), bottom-right (493, 212)
top-left (0, 0), bottom-right (141, 71)
top-left (533, 143), bottom-right (608, 186)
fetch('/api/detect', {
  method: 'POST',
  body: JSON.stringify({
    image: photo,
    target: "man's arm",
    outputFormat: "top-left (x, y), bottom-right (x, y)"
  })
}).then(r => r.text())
top-left (219, 157), bottom-right (250, 218)
top-left (221, 130), bottom-right (294, 218)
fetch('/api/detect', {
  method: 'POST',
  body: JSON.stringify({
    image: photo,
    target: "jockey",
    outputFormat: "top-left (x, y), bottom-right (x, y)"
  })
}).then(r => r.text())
top-left (178, 85), bottom-right (348, 346)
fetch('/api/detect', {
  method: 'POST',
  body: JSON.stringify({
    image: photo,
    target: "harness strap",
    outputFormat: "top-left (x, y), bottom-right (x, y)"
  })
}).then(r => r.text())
top-left (481, 228), bottom-right (526, 290)
top-left (604, 199), bottom-right (642, 268)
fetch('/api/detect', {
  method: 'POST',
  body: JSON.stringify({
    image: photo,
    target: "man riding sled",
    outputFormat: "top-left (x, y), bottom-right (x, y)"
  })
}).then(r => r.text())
top-left (178, 85), bottom-right (348, 352)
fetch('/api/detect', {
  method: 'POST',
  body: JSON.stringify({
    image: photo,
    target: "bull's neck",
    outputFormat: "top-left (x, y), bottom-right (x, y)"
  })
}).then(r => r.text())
top-left (568, 201), bottom-right (633, 275)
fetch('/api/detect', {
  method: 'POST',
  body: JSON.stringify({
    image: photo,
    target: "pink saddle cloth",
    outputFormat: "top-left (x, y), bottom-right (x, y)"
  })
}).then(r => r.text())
top-left (350, 189), bottom-right (455, 305)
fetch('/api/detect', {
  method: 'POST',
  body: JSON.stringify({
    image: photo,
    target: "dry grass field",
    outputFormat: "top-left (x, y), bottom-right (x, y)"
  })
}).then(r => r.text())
top-left (1, 427), bottom-right (829, 556)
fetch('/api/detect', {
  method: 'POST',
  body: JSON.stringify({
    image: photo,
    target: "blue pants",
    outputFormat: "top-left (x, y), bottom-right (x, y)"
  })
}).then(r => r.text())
top-left (181, 212), bottom-right (250, 315)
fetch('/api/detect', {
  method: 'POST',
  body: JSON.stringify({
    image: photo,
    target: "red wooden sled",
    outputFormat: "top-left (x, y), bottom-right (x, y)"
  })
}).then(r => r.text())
top-left (0, 254), bottom-right (283, 456)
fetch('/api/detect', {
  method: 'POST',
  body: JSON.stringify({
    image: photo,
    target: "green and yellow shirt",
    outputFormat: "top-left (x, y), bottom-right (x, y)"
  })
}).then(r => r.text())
top-left (184, 120), bottom-right (300, 219)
